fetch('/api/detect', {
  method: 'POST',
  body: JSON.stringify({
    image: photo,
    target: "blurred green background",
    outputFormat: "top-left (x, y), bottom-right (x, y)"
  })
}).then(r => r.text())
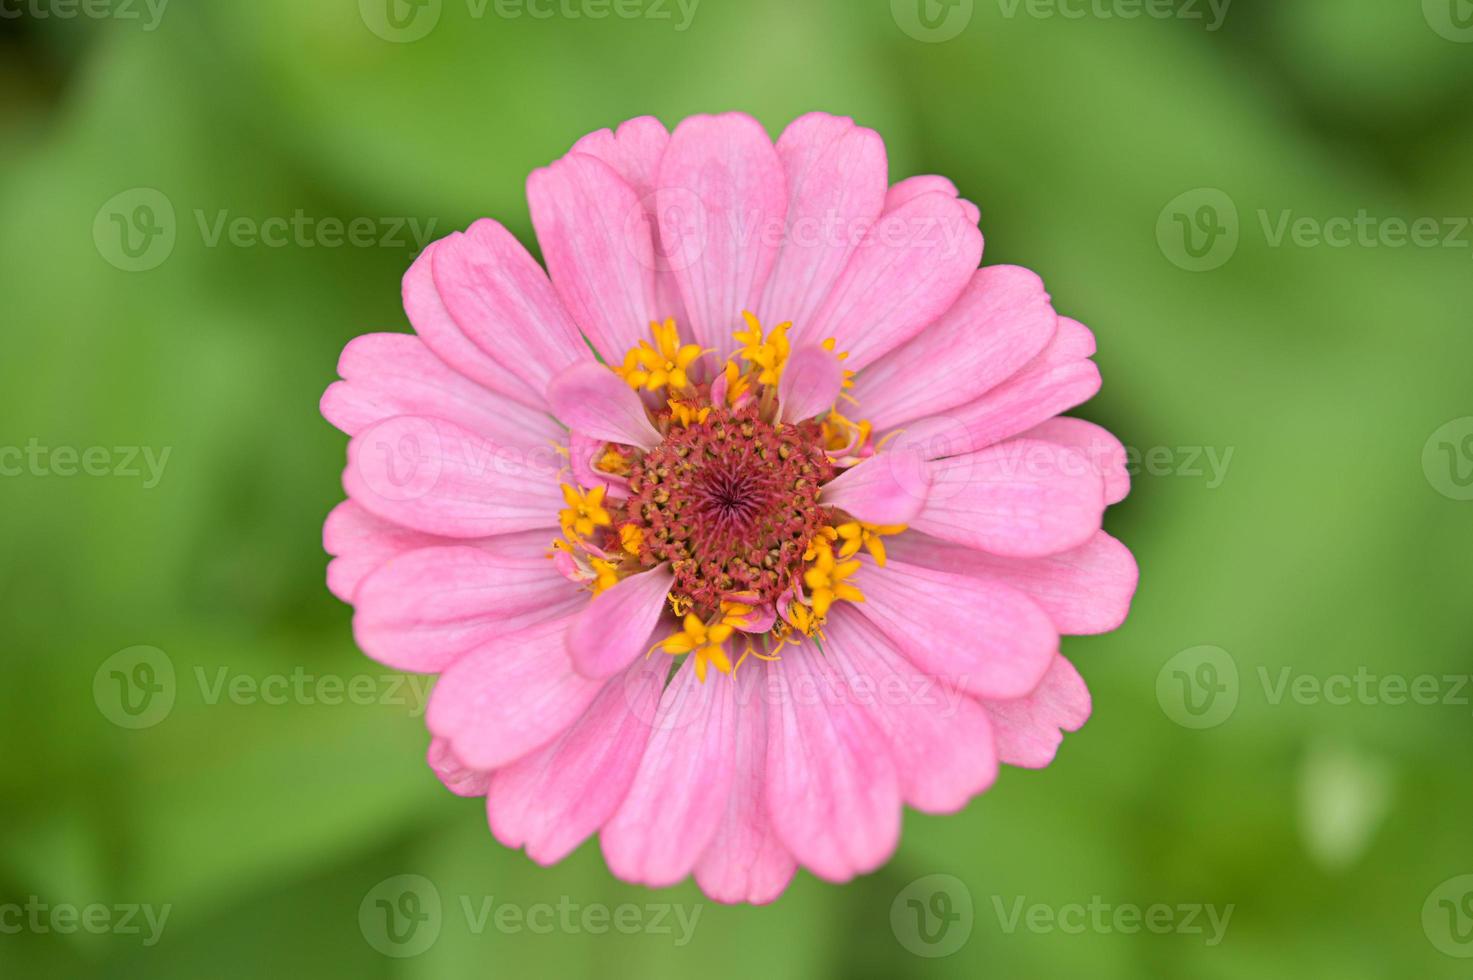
top-left (3, 0), bottom-right (1472, 976)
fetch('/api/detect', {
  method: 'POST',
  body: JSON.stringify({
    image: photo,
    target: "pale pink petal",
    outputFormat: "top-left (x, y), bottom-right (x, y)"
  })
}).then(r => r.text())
top-left (572, 116), bottom-right (685, 324)
top-left (324, 500), bottom-right (447, 603)
top-left (1025, 417), bottom-right (1130, 505)
top-left (601, 658), bottom-right (737, 887)
top-left (801, 192), bottom-right (982, 369)
top-left (656, 113), bottom-right (786, 358)
top-left (757, 113), bottom-right (887, 329)
top-left (321, 332), bottom-right (561, 448)
top-left (851, 558), bottom-right (1056, 700)
top-left (895, 317), bottom-right (1100, 458)
top-left (566, 564), bottom-right (674, 679)
top-left (432, 219), bottom-right (588, 397)
top-left (824, 609), bottom-right (997, 813)
top-left (488, 654), bottom-right (666, 864)
top-left (344, 415), bottom-right (563, 538)
top-left (353, 540), bottom-right (581, 673)
top-left (428, 737), bottom-right (492, 798)
top-left (764, 652), bottom-right (901, 882)
top-left (426, 613), bottom-right (604, 771)
top-left (694, 664), bottom-right (796, 904)
top-left (403, 240), bottom-right (544, 410)
top-left (885, 174), bottom-right (980, 224)
top-left (548, 362), bottom-right (662, 450)
top-left (777, 345), bottom-right (844, 423)
top-left (980, 654), bottom-right (1091, 769)
top-left (910, 438), bottom-right (1104, 558)
top-left (886, 531), bottom-right (1138, 636)
top-left (528, 152), bottom-right (659, 361)
top-left (854, 266), bottom-right (1058, 430)
top-left (820, 452), bottom-right (929, 525)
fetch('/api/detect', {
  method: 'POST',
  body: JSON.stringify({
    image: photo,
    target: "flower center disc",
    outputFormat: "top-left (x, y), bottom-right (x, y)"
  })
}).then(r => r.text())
top-left (624, 404), bottom-right (834, 615)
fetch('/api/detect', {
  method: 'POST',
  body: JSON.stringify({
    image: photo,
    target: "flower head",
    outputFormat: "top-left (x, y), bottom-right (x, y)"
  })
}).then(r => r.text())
top-left (323, 112), bottom-right (1137, 905)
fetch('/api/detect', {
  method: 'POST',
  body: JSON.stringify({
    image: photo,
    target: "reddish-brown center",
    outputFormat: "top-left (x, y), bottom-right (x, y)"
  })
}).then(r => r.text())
top-left (620, 405), bottom-right (834, 616)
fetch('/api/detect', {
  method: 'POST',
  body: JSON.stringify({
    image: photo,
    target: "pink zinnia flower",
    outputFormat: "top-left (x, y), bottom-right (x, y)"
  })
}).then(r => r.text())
top-left (322, 112), bottom-right (1137, 904)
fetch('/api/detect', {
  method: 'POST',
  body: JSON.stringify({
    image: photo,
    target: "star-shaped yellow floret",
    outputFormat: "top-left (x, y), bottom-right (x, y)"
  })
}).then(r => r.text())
top-left (802, 539), bottom-right (864, 618)
top-left (559, 483), bottom-right (611, 540)
top-left (658, 613), bottom-right (734, 682)
top-left (835, 521), bottom-right (907, 567)
top-left (616, 318), bottom-right (705, 392)
top-left (732, 311), bottom-right (791, 387)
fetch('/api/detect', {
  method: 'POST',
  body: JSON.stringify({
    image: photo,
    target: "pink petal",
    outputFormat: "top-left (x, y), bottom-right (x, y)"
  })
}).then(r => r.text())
top-left (324, 500), bottom-right (447, 603)
top-left (403, 239), bottom-right (545, 410)
top-left (321, 332), bottom-right (561, 449)
top-left (887, 531), bottom-right (1138, 636)
top-left (569, 431), bottom-right (629, 500)
top-left (854, 266), bottom-right (1058, 430)
top-left (896, 317), bottom-right (1100, 458)
top-left (980, 654), bottom-right (1091, 769)
top-left (777, 345), bottom-right (844, 423)
top-left (756, 113), bottom-right (887, 330)
top-left (694, 664), bottom-right (796, 904)
top-left (488, 654), bottom-right (666, 864)
top-left (547, 362), bottom-right (662, 450)
top-left (572, 116), bottom-right (685, 324)
top-left (656, 113), bottom-right (786, 358)
top-left (344, 415), bottom-right (563, 538)
top-left (910, 438), bottom-right (1104, 558)
top-left (601, 657), bottom-right (737, 887)
top-left (851, 558), bottom-right (1056, 700)
top-left (431, 219), bottom-right (588, 398)
top-left (566, 564), bottom-right (674, 679)
top-left (1025, 417), bottom-right (1130, 505)
top-left (764, 652), bottom-right (901, 882)
top-left (823, 609), bottom-right (997, 813)
top-left (528, 152), bottom-right (659, 362)
top-left (820, 453), bottom-right (930, 525)
top-left (352, 539), bottom-right (580, 673)
top-left (802, 192), bottom-right (982, 370)
top-left (426, 612), bottom-right (605, 771)
top-left (428, 737), bottom-right (492, 798)
top-left (884, 175), bottom-right (957, 212)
